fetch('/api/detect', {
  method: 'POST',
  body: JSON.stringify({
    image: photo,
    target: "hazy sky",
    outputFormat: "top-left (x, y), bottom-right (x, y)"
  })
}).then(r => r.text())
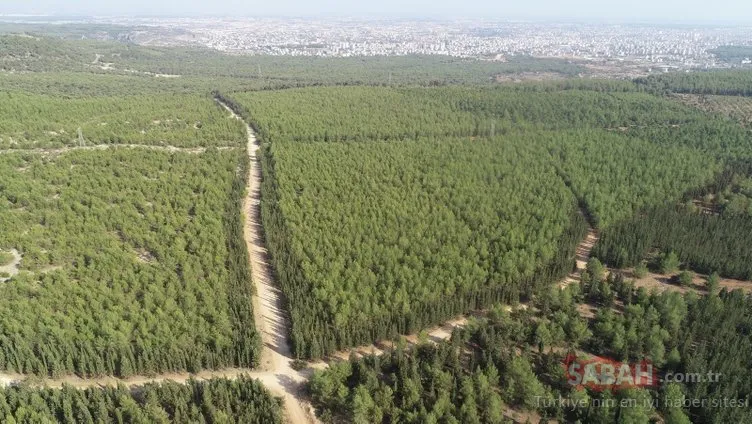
top-left (3, 0), bottom-right (752, 23)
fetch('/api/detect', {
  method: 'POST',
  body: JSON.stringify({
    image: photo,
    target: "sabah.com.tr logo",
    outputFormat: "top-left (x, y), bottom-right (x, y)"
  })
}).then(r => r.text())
top-left (564, 353), bottom-right (659, 392)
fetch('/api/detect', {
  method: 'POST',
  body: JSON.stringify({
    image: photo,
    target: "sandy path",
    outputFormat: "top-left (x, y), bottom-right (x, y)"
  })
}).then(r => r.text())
top-left (0, 249), bottom-right (21, 283)
top-left (561, 224), bottom-right (599, 288)
top-left (218, 99), bottom-right (318, 424)
top-left (0, 145), bottom-right (237, 156)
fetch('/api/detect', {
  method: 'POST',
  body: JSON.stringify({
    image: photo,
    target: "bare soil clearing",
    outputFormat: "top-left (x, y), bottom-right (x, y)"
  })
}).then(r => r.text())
top-left (0, 249), bottom-right (21, 282)
top-left (626, 267), bottom-right (752, 295)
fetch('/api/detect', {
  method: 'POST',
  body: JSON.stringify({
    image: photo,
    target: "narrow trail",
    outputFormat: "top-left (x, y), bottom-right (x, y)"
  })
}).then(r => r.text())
top-left (0, 145), bottom-right (238, 155)
top-left (561, 223), bottom-right (599, 289)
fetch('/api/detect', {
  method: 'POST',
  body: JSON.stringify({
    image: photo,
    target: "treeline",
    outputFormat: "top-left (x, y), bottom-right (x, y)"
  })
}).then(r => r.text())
top-left (543, 128), bottom-right (720, 228)
top-left (593, 203), bottom-right (752, 280)
top-left (232, 86), bottom-right (752, 158)
top-left (0, 34), bottom-right (584, 86)
top-left (0, 149), bottom-right (260, 376)
top-left (0, 91), bottom-right (245, 149)
top-left (636, 70), bottom-right (752, 96)
top-left (0, 376), bottom-right (282, 423)
top-left (308, 283), bottom-right (682, 423)
top-left (709, 46), bottom-right (752, 65)
top-left (259, 136), bottom-right (587, 358)
top-left (0, 71), bottom-right (269, 98)
top-left (679, 289), bottom-right (752, 423)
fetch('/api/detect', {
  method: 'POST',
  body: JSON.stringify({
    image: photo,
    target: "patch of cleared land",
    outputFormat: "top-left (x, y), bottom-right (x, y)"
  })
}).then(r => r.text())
top-left (675, 93), bottom-right (752, 126)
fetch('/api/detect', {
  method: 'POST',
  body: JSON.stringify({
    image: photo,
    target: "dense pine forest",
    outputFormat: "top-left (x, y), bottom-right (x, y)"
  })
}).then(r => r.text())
top-left (0, 149), bottom-right (260, 376)
top-left (258, 136), bottom-right (587, 358)
top-left (230, 79), bottom-right (752, 359)
top-left (0, 92), bottom-right (245, 148)
top-left (0, 377), bottom-right (282, 423)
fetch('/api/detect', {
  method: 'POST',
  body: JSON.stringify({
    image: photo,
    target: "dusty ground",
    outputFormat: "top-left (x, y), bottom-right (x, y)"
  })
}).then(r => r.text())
top-left (220, 100), bottom-right (318, 424)
top-left (626, 267), bottom-right (752, 295)
top-left (0, 249), bottom-right (21, 282)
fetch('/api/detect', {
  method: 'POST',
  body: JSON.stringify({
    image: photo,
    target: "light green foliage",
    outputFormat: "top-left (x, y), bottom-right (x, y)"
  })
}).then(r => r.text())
top-left (678, 271), bottom-right (693, 286)
top-left (262, 137), bottom-right (584, 357)
top-left (0, 92), bottom-right (245, 148)
top-left (660, 251), bottom-right (681, 274)
top-left (633, 262), bottom-right (649, 279)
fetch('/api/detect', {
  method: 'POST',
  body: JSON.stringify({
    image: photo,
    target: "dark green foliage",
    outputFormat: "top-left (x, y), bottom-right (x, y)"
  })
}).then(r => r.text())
top-left (678, 290), bottom-right (752, 423)
top-left (708, 46), bottom-right (752, 66)
top-left (593, 204), bottom-right (752, 280)
top-left (309, 313), bottom-right (540, 423)
top-left (311, 256), bottom-right (752, 424)
top-left (0, 149), bottom-right (260, 376)
top-left (0, 377), bottom-right (282, 423)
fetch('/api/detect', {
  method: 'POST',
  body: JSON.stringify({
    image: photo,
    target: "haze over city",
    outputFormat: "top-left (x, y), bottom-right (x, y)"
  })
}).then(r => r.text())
top-left (3, 0), bottom-right (752, 23)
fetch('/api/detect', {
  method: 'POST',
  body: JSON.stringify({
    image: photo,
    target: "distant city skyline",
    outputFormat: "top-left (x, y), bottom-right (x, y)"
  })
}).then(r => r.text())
top-left (2, 0), bottom-right (752, 24)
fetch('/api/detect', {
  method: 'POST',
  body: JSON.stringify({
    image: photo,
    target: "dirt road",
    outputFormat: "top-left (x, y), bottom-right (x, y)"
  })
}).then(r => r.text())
top-left (218, 99), bottom-right (318, 424)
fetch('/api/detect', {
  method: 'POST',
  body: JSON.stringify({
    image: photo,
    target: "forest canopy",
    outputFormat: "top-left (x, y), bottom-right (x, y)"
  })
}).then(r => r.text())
top-left (0, 148), bottom-right (260, 376)
top-left (0, 376), bottom-right (282, 424)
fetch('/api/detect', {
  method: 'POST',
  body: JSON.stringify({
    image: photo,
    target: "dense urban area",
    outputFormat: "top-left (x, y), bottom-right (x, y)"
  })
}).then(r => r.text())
top-left (3, 16), bottom-right (752, 73)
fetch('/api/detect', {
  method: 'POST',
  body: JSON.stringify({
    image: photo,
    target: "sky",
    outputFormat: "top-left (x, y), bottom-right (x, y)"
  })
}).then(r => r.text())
top-left (2, 0), bottom-right (752, 23)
